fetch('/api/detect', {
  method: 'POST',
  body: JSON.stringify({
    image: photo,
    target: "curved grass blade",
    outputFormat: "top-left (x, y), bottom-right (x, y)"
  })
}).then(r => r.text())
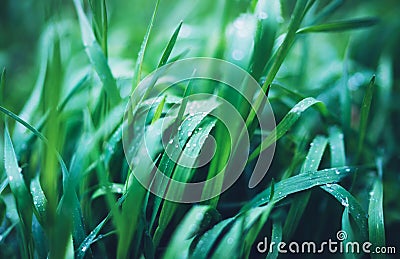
top-left (73, 0), bottom-right (120, 105)
top-left (76, 215), bottom-right (110, 259)
top-left (243, 166), bottom-right (355, 211)
top-left (158, 21), bottom-right (183, 68)
top-left (0, 105), bottom-right (87, 253)
top-left (322, 126), bottom-right (368, 240)
top-left (4, 125), bottom-right (34, 258)
top-left (322, 184), bottom-right (368, 240)
top-left (249, 97), bottom-right (328, 162)
top-left (297, 18), bottom-right (379, 34)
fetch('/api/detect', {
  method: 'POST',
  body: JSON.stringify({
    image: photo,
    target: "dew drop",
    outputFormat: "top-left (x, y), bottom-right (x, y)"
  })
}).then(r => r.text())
top-left (169, 139), bottom-right (174, 144)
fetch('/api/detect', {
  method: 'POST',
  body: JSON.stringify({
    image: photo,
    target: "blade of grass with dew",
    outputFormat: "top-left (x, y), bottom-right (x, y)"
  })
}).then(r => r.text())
top-left (91, 183), bottom-right (125, 200)
top-left (132, 0), bottom-right (160, 91)
top-left (356, 75), bottom-right (376, 162)
top-left (320, 126), bottom-right (368, 240)
top-left (150, 99), bottom-right (220, 234)
top-left (0, 105), bottom-right (88, 254)
top-left (243, 166), bottom-right (355, 211)
top-left (297, 18), bottom-right (379, 34)
top-left (368, 178), bottom-right (385, 259)
top-left (72, 0), bottom-right (120, 105)
top-left (158, 21), bottom-right (183, 67)
top-left (249, 97), bottom-right (328, 162)
top-left (4, 125), bottom-right (34, 258)
top-left (283, 136), bottom-right (328, 240)
top-left (153, 117), bottom-right (217, 245)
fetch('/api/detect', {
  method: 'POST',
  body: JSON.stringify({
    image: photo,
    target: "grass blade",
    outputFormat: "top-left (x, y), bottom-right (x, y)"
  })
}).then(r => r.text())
top-left (283, 136), bottom-right (328, 239)
top-left (73, 0), bottom-right (120, 105)
top-left (368, 178), bottom-right (385, 259)
top-left (297, 18), bottom-right (379, 34)
top-left (243, 166), bottom-right (355, 211)
top-left (4, 125), bottom-right (34, 258)
top-left (158, 21), bottom-right (183, 68)
top-left (132, 0), bottom-right (160, 91)
top-left (266, 218), bottom-right (283, 259)
top-left (249, 97), bottom-right (327, 162)
top-left (357, 76), bottom-right (376, 162)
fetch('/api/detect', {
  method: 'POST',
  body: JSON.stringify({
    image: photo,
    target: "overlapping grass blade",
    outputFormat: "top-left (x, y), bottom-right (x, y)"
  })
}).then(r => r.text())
top-left (4, 125), bottom-right (34, 258)
top-left (283, 136), bottom-right (328, 239)
top-left (243, 166), bottom-right (355, 211)
top-left (249, 97), bottom-right (328, 162)
top-left (163, 206), bottom-right (216, 258)
top-left (73, 0), bottom-right (120, 105)
top-left (297, 18), bottom-right (378, 34)
top-left (154, 117), bottom-right (216, 245)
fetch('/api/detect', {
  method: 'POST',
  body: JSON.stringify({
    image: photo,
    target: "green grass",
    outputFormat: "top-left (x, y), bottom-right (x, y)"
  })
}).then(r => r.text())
top-left (1, 0), bottom-right (399, 258)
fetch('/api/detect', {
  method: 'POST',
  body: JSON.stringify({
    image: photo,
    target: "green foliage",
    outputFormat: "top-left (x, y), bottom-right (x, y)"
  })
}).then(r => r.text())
top-left (1, 0), bottom-right (398, 258)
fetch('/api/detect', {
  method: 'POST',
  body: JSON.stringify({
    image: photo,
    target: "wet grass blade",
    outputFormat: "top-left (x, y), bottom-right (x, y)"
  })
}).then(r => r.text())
top-left (249, 97), bottom-right (328, 162)
top-left (368, 178), bottom-right (385, 259)
top-left (322, 126), bottom-right (368, 240)
top-left (243, 166), bottom-right (355, 211)
top-left (283, 136), bottom-right (328, 239)
top-left (4, 125), bottom-right (34, 258)
top-left (154, 117), bottom-right (216, 244)
top-left (158, 21), bottom-right (183, 68)
top-left (297, 18), bottom-right (379, 34)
